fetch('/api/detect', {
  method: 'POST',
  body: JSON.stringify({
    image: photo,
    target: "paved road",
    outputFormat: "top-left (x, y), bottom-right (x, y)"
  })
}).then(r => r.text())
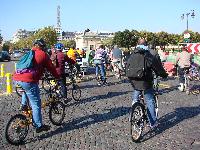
top-left (0, 64), bottom-right (200, 149)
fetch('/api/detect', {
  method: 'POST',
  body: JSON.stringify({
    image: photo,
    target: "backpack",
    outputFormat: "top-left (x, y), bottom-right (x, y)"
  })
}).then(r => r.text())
top-left (126, 50), bottom-right (147, 79)
top-left (16, 50), bottom-right (35, 74)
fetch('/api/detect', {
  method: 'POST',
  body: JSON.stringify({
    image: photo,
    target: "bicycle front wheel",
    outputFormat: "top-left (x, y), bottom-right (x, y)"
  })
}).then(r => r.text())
top-left (130, 102), bottom-right (145, 142)
top-left (49, 101), bottom-right (65, 126)
top-left (72, 84), bottom-right (81, 101)
top-left (5, 114), bottom-right (29, 145)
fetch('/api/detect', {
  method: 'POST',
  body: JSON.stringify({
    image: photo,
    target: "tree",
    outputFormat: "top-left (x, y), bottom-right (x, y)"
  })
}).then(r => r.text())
top-left (2, 41), bottom-right (11, 51)
top-left (34, 26), bottom-right (57, 48)
top-left (60, 40), bottom-right (76, 48)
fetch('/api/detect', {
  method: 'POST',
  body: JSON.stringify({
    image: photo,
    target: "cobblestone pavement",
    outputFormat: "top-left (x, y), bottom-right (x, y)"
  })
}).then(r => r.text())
top-left (0, 72), bottom-right (200, 150)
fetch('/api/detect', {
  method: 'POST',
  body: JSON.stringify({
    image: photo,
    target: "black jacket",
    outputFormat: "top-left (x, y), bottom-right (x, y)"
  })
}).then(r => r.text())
top-left (129, 47), bottom-right (167, 90)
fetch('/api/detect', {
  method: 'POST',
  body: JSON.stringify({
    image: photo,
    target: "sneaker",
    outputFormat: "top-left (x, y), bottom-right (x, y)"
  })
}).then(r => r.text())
top-left (178, 83), bottom-right (184, 92)
top-left (36, 125), bottom-right (50, 133)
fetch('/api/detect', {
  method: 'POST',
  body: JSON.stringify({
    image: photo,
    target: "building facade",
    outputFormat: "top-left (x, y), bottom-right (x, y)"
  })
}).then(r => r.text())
top-left (12, 29), bottom-right (34, 43)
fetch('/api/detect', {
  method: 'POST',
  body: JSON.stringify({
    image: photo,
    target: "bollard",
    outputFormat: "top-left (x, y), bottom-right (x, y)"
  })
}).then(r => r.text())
top-left (5, 73), bottom-right (12, 94)
top-left (0, 64), bottom-right (5, 77)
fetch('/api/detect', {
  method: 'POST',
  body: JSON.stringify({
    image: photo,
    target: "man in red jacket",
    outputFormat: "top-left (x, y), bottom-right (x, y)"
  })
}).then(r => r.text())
top-left (13, 39), bottom-right (60, 133)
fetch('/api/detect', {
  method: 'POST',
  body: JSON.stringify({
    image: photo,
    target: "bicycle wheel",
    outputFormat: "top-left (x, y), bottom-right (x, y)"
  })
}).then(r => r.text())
top-left (72, 84), bottom-right (81, 101)
top-left (5, 114), bottom-right (29, 145)
top-left (130, 102), bottom-right (145, 142)
top-left (15, 85), bottom-right (23, 97)
top-left (49, 101), bottom-right (65, 126)
top-left (191, 89), bottom-right (200, 95)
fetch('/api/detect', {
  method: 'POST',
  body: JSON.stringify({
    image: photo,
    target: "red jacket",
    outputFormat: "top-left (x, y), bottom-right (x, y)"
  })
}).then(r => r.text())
top-left (51, 50), bottom-right (75, 76)
top-left (13, 47), bottom-right (60, 83)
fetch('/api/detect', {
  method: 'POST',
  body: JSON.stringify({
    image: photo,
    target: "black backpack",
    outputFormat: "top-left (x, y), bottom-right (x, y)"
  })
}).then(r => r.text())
top-left (126, 50), bottom-right (147, 79)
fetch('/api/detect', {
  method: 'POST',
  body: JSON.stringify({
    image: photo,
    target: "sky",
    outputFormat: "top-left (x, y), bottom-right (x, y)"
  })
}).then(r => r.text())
top-left (0, 0), bottom-right (200, 41)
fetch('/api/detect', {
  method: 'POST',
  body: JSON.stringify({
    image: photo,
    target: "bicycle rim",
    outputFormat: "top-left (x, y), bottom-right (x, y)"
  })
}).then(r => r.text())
top-left (130, 103), bottom-right (145, 142)
top-left (49, 101), bottom-right (65, 126)
top-left (72, 84), bottom-right (81, 101)
top-left (5, 114), bottom-right (29, 145)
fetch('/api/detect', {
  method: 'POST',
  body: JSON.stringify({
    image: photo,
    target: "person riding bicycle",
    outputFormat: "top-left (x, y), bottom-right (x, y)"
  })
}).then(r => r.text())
top-left (111, 45), bottom-right (123, 79)
top-left (129, 39), bottom-right (168, 129)
top-left (93, 45), bottom-right (107, 85)
top-left (13, 38), bottom-right (60, 133)
top-left (51, 43), bottom-right (76, 103)
top-left (175, 45), bottom-right (193, 91)
top-left (67, 46), bottom-right (81, 78)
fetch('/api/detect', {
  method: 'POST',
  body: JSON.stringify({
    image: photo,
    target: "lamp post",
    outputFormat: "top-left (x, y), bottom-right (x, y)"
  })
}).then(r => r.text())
top-left (83, 28), bottom-right (90, 48)
top-left (181, 10), bottom-right (195, 31)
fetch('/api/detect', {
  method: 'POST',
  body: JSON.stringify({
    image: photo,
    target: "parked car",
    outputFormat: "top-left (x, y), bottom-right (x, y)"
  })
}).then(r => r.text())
top-left (12, 50), bottom-right (23, 58)
top-left (0, 51), bottom-right (11, 61)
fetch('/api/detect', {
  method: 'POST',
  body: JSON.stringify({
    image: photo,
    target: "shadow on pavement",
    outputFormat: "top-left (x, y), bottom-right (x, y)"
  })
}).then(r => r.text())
top-left (66, 90), bottom-right (132, 107)
top-left (141, 105), bottom-right (200, 142)
top-left (38, 106), bottom-right (131, 141)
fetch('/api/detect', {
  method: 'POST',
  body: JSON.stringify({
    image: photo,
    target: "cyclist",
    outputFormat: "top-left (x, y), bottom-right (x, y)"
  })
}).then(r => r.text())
top-left (111, 45), bottom-right (123, 79)
top-left (67, 46), bottom-right (81, 77)
top-left (175, 45), bottom-right (193, 91)
top-left (93, 45), bottom-right (107, 85)
top-left (13, 39), bottom-right (60, 133)
top-left (129, 39), bottom-right (168, 129)
top-left (51, 43), bottom-right (75, 103)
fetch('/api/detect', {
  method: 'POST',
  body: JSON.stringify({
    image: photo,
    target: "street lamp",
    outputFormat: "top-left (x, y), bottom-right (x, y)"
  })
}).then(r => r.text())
top-left (83, 28), bottom-right (90, 48)
top-left (181, 10), bottom-right (195, 31)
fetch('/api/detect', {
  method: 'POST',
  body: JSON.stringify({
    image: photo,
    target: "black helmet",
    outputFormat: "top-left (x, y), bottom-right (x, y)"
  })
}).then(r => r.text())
top-left (33, 38), bottom-right (46, 48)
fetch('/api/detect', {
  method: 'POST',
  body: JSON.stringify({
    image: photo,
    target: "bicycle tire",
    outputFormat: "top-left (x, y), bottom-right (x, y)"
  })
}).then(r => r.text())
top-left (15, 86), bottom-right (23, 97)
top-left (5, 114), bottom-right (29, 145)
top-left (130, 102), bottom-right (145, 142)
top-left (49, 101), bottom-right (65, 126)
top-left (72, 84), bottom-right (81, 101)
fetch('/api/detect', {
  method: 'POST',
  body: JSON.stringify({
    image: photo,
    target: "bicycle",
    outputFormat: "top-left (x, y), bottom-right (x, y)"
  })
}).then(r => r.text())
top-left (129, 79), bottom-right (159, 142)
top-left (5, 82), bottom-right (65, 145)
top-left (41, 69), bottom-right (81, 101)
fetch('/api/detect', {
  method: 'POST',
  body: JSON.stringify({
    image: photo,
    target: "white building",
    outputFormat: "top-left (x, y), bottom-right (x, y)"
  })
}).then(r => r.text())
top-left (12, 29), bottom-right (34, 43)
top-left (75, 31), bottom-right (114, 50)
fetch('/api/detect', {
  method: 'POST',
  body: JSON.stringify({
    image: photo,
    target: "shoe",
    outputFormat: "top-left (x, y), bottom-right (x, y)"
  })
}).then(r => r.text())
top-left (20, 105), bottom-right (28, 111)
top-left (36, 124), bottom-right (50, 133)
top-left (97, 81), bottom-right (101, 86)
top-left (178, 83), bottom-right (184, 92)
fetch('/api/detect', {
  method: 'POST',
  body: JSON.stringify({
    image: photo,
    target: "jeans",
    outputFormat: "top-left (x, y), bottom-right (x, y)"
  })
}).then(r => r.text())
top-left (95, 63), bottom-right (106, 81)
top-left (59, 75), bottom-right (67, 98)
top-left (132, 88), bottom-right (156, 126)
top-left (178, 67), bottom-right (190, 84)
top-left (15, 81), bottom-right (42, 128)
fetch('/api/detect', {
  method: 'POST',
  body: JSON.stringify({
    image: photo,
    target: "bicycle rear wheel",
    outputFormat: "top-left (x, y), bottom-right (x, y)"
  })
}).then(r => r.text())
top-left (72, 84), bottom-right (81, 101)
top-left (5, 114), bottom-right (29, 145)
top-left (49, 101), bottom-right (65, 126)
top-left (130, 102), bottom-right (145, 142)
